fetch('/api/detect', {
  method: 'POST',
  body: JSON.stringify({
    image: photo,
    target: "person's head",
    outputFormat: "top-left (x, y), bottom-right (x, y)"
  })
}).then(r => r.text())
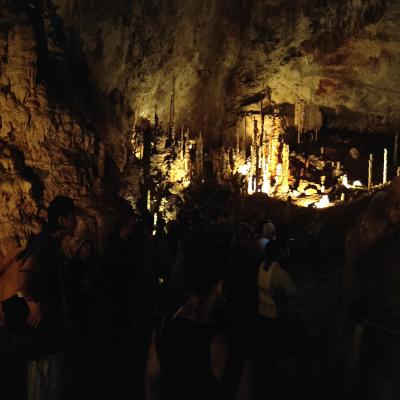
top-left (182, 233), bottom-right (226, 303)
top-left (237, 222), bottom-right (253, 245)
top-left (46, 196), bottom-right (76, 237)
top-left (262, 222), bottom-right (276, 240)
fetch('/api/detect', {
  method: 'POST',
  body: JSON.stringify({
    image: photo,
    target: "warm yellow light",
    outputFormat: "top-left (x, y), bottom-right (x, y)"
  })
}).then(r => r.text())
top-left (342, 175), bottom-right (350, 188)
top-left (238, 161), bottom-right (251, 175)
top-left (261, 170), bottom-right (270, 195)
top-left (315, 195), bottom-right (331, 209)
top-left (247, 177), bottom-right (253, 194)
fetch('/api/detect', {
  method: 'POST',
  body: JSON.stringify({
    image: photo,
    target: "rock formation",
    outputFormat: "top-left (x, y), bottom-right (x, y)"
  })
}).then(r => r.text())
top-left (1, 0), bottom-right (400, 254)
top-left (0, 3), bottom-right (116, 256)
top-left (40, 0), bottom-right (400, 145)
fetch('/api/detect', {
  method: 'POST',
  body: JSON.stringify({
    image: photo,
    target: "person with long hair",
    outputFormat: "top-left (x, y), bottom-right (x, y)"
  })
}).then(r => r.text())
top-left (145, 233), bottom-right (228, 400)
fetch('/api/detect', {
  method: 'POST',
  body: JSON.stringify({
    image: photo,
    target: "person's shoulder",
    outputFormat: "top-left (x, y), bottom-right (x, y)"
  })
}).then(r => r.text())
top-left (25, 231), bottom-right (57, 256)
top-left (270, 261), bottom-right (285, 276)
top-left (275, 261), bottom-right (291, 274)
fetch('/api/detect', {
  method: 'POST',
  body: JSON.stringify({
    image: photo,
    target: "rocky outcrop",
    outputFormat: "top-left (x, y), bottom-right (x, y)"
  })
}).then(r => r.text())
top-left (234, 0), bottom-right (400, 134)
top-left (2, 0), bottom-right (400, 253)
top-left (0, 4), bottom-right (115, 255)
top-left (41, 0), bottom-right (400, 148)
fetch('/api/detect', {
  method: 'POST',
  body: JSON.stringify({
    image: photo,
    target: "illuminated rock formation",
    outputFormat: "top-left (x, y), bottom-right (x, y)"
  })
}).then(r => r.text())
top-left (0, 5), bottom-right (117, 256)
top-left (2, 0), bottom-right (400, 251)
top-left (44, 0), bottom-right (400, 145)
top-left (195, 132), bottom-right (204, 181)
top-left (129, 117), bottom-right (205, 221)
top-left (237, 111), bottom-right (291, 197)
top-left (295, 100), bottom-right (306, 142)
top-left (295, 100), bottom-right (323, 142)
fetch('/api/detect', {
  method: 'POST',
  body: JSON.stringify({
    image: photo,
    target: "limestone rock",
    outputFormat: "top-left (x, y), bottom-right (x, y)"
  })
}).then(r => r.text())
top-left (43, 0), bottom-right (400, 149)
top-left (0, 4), bottom-right (114, 256)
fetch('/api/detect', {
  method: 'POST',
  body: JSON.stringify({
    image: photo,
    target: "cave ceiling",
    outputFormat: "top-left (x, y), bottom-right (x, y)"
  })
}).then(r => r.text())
top-left (42, 0), bottom-right (400, 142)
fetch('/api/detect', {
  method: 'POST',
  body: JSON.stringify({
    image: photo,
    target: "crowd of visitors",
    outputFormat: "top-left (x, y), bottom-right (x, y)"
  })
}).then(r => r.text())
top-left (0, 195), bottom-right (298, 400)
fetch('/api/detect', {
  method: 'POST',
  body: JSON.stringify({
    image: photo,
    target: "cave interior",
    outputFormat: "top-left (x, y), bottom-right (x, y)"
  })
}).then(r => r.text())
top-left (1, 0), bottom-right (400, 399)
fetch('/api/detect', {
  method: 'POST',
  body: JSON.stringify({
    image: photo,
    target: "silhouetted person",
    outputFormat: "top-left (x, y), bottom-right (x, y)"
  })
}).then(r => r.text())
top-left (145, 234), bottom-right (229, 400)
top-left (0, 196), bottom-right (77, 400)
top-left (67, 238), bottom-right (96, 396)
top-left (306, 212), bottom-right (323, 270)
top-left (101, 213), bottom-right (140, 397)
top-left (222, 222), bottom-right (259, 400)
top-left (253, 239), bottom-right (296, 399)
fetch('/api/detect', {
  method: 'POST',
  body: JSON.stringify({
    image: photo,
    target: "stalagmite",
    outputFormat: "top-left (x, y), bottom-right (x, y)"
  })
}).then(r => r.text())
top-left (394, 133), bottom-right (398, 169)
top-left (320, 176), bottom-right (326, 193)
top-left (253, 118), bottom-right (260, 190)
top-left (383, 148), bottom-right (388, 184)
top-left (247, 176), bottom-right (253, 195)
top-left (147, 190), bottom-right (151, 211)
top-left (260, 99), bottom-right (264, 163)
top-left (243, 115), bottom-right (247, 152)
top-left (281, 143), bottom-right (290, 193)
top-left (261, 169), bottom-right (271, 195)
top-left (368, 154), bottom-right (374, 189)
top-left (295, 99), bottom-right (306, 143)
top-left (334, 161), bottom-right (341, 177)
top-left (196, 131), bottom-right (204, 180)
top-left (169, 75), bottom-right (176, 141)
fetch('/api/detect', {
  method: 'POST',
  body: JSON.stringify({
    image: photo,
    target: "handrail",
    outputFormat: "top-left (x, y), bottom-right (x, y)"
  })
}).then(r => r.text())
top-left (358, 317), bottom-right (400, 338)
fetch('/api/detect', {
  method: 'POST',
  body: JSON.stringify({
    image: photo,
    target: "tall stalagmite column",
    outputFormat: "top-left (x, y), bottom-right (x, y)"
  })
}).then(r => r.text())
top-left (368, 154), bottom-right (374, 189)
top-left (383, 148), bottom-right (388, 184)
top-left (168, 75), bottom-right (176, 142)
top-left (281, 144), bottom-right (290, 193)
top-left (243, 115), bottom-right (247, 152)
top-left (254, 118), bottom-right (260, 191)
top-left (196, 131), bottom-right (204, 180)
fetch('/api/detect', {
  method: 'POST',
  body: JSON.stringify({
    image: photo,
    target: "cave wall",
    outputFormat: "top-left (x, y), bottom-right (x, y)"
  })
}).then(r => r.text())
top-left (0, 2), bottom-right (117, 255)
top-left (1, 0), bottom-right (399, 253)
top-left (234, 0), bottom-right (400, 135)
top-left (44, 0), bottom-right (400, 147)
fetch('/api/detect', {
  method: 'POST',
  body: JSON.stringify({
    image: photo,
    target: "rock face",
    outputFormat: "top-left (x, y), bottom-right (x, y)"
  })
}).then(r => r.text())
top-left (1, 0), bottom-right (400, 253)
top-left (0, 3), bottom-right (112, 255)
top-left (44, 0), bottom-right (400, 145)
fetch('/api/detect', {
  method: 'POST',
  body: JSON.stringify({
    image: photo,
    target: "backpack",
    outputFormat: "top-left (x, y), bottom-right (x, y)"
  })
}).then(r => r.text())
top-left (0, 247), bottom-right (62, 360)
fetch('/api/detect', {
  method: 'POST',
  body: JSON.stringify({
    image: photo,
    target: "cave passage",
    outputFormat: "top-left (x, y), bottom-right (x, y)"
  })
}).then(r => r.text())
top-left (1, 1), bottom-right (400, 399)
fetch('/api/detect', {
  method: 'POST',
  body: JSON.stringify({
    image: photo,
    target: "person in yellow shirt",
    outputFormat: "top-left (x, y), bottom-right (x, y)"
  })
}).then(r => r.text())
top-left (253, 239), bottom-right (296, 399)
